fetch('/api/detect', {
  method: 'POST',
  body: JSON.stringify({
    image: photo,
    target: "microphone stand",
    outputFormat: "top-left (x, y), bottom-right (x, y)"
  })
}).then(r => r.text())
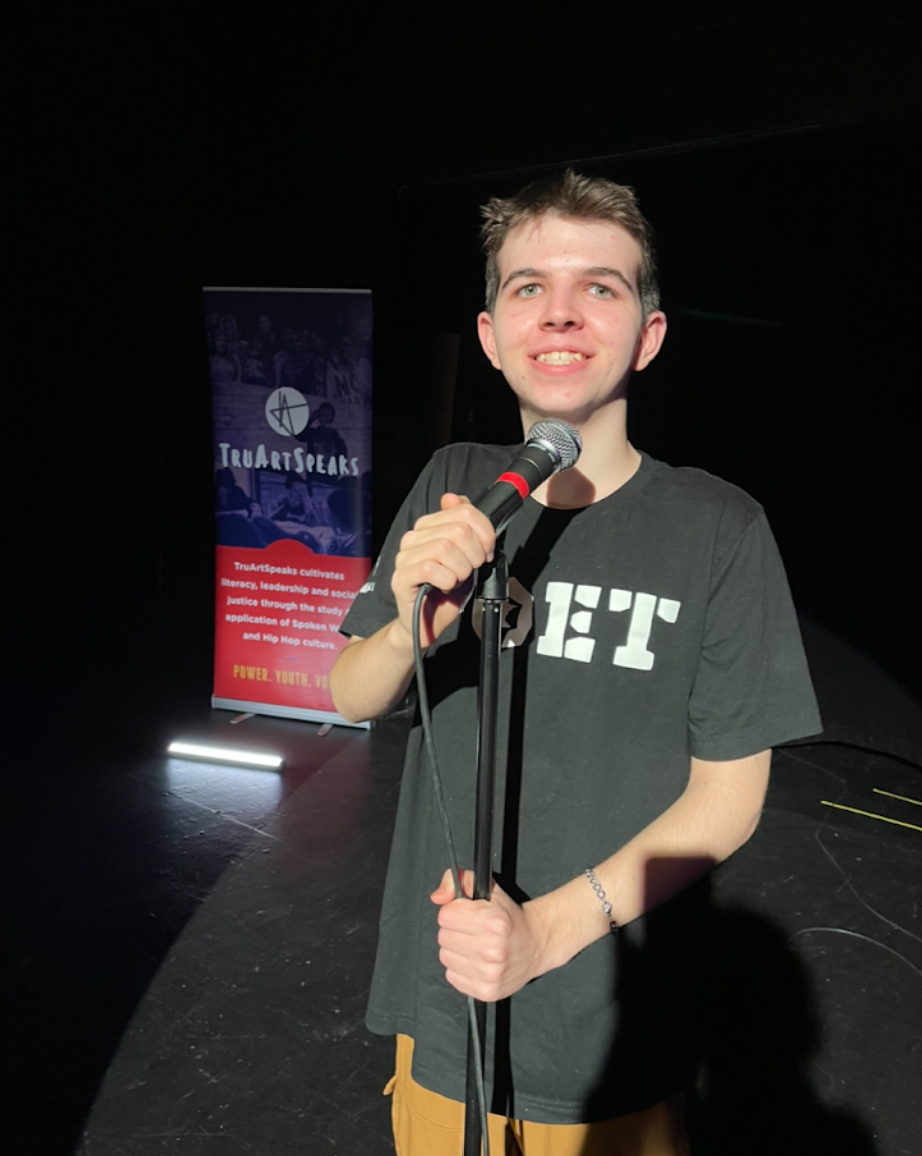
top-left (463, 547), bottom-right (508, 1156)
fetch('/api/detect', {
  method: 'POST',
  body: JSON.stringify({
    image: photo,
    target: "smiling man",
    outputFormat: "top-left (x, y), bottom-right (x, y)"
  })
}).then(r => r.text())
top-left (331, 171), bottom-right (821, 1155)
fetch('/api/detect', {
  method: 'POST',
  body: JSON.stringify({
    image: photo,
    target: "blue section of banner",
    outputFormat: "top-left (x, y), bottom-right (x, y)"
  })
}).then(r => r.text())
top-left (203, 288), bottom-right (372, 723)
top-left (206, 289), bottom-right (372, 553)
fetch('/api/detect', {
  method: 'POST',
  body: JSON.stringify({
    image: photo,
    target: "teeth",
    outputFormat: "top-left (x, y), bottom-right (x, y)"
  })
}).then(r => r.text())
top-left (537, 351), bottom-right (584, 364)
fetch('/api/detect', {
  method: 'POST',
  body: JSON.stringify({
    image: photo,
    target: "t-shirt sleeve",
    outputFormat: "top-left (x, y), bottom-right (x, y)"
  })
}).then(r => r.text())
top-left (340, 457), bottom-right (439, 640)
top-left (688, 510), bottom-right (822, 760)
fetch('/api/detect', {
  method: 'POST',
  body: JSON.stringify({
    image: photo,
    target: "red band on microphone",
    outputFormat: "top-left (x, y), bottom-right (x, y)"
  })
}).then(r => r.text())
top-left (497, 472), bottom-right (530, 500)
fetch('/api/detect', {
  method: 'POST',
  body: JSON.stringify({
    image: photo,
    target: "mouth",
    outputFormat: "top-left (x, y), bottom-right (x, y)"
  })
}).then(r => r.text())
top-left (534, 351), bottom-right (587, 365)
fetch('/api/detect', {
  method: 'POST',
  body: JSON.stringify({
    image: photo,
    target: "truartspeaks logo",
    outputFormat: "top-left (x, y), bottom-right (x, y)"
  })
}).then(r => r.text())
top-left (265, 388), bottom-right (310, 437)
top-left (217, 385), bottom-right (359, 477)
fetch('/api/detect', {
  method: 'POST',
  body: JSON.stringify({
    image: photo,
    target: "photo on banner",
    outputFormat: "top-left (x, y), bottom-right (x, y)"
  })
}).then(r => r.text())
top-left (204, 287), bottom-right (372, 726)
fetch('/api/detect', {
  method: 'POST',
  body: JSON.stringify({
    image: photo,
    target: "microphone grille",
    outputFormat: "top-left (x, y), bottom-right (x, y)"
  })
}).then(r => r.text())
top-left (526, 419), bottom-right (583, 472)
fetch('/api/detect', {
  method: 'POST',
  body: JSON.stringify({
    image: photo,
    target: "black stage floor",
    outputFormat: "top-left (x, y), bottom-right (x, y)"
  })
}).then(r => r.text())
top-left (4, 713), bottom-right (921, 1156)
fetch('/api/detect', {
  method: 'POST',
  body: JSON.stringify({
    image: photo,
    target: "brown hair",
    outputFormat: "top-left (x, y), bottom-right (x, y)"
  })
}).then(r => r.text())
top-left (480, 169), bottom-right (660, 317)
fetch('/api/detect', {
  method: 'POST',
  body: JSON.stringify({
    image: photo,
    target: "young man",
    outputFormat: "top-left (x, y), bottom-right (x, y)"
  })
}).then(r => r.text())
top-left (331, 171), bottom-right (821, 1155)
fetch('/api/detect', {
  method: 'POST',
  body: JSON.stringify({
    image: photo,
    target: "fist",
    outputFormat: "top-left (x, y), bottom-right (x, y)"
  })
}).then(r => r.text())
top-left (391, 495), bottom-right (495, 649)
top-left (430, 869), bottom-right (547, 1002)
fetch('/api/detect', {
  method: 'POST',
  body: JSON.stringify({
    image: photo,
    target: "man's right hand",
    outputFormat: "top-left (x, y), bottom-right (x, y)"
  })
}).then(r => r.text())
top-left (330, 493), bottom-right (495, 724)
top-left (391, 493), bottom-right (496, 651)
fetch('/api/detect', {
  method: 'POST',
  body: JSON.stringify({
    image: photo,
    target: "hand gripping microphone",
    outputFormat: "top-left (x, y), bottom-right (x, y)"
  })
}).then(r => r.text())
top-left (473, 418), bottom-right (583, 535)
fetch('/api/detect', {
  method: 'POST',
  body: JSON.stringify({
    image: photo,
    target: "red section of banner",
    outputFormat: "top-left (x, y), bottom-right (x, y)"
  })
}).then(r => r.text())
top-left (496, 471), bottom-right (529, 499)
top-left (213, 539), bottom-right (369, 713)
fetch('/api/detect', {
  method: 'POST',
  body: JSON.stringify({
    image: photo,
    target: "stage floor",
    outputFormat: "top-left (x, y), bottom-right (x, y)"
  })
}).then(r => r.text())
top-left (5, 712), bottom-right (921, 1155)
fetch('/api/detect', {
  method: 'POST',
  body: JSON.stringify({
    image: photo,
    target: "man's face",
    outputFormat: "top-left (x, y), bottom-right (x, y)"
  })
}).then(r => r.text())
top-left (477, 214), bottom-right (666, 429)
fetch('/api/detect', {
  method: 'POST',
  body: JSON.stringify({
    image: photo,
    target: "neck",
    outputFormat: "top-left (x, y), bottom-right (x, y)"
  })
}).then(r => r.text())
top-left (527, 399), bottom-right (640, 509)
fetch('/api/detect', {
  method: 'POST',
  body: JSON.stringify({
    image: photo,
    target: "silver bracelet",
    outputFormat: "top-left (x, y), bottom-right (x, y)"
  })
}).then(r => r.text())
top-left (585, 868), bottom-right (619, 935)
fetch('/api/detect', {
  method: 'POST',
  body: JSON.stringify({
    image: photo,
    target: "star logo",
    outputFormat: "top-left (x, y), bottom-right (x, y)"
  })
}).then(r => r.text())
top-left (265, 388), bottom-right (310, 437)
top-left (471, 577), bottom-right (534, 649)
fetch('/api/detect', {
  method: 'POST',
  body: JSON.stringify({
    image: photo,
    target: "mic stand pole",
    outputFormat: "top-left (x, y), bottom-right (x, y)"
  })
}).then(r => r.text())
top-left (463, 548), bottom-right (508, 1156)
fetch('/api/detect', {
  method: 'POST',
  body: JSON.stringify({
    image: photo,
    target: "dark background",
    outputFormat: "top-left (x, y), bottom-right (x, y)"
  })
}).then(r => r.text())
top-left (11, 0), bottom-right (920, 757)
top-left (5, 7), bottom-right (921, 1155)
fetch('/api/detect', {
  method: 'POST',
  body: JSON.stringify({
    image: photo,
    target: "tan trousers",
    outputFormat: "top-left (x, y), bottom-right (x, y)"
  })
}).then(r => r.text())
top-left (386, 1035), bottom-right (690, 1156)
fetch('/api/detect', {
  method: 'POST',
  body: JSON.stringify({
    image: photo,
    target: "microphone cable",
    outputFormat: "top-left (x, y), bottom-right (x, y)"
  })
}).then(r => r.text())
top-left (412, 581), bottom-right (491, 1156)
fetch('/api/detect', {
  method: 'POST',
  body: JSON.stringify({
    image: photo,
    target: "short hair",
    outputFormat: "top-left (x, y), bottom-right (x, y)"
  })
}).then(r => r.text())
top-left (480, 169), bottom-right (660, 317)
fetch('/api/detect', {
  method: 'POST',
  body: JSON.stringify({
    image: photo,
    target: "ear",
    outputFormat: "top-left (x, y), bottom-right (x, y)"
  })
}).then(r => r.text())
top-left (633, 310), bottom-right (667, 372)
top-left (477, 311), bottom-right (503, 370)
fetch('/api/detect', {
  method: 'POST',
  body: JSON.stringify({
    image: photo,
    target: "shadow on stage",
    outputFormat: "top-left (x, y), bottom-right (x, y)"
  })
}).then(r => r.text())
top-left (580, 868), bottom-right (877, 1156)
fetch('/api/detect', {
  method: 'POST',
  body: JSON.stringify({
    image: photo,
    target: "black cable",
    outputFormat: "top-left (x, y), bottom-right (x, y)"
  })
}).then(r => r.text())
top-left (412, 583), bottom-right (491, 1156)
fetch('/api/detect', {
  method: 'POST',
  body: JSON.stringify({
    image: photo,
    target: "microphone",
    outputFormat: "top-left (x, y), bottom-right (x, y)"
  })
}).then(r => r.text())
top-left (473, 419), bottom-right (582, 535)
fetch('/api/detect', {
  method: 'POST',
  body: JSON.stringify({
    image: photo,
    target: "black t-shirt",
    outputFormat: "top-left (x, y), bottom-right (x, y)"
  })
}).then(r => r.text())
top-left (342, 445), bottom-right (822, 1123)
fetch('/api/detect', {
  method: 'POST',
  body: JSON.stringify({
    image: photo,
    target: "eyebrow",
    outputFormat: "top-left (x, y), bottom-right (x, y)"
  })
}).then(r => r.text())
top-left (585, 266), bottom-right (637, 296)
top-left (500, 265), bottom-right (637, 297)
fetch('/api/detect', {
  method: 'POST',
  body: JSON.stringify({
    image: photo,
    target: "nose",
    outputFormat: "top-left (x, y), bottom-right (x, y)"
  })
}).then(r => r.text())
top-left (539, 282), bottom-right (583, 329)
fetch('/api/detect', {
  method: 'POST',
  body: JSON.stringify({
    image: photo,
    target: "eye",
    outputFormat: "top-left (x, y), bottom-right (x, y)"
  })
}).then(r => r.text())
top-left (589, 283), bottom-right (615, 298)
top-left (517, 283), bottom-right (542, 298)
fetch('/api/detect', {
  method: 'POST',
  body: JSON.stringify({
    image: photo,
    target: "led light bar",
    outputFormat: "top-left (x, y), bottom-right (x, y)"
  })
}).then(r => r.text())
top-left (167, 741), bottom-right (284, 770)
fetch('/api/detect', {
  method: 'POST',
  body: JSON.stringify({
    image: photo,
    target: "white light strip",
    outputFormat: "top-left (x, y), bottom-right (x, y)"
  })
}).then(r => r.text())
top-left (167, 741), bottom-right (284, 770)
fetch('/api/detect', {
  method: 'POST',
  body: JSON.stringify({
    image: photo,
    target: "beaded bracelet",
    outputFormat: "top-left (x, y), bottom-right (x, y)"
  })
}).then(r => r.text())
top-left (585, 868), bottom-right (619, 935)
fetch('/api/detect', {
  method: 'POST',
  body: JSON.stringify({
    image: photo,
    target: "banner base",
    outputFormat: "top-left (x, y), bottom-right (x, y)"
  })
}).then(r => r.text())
top-left (211, 696), bottom-right (370, 730)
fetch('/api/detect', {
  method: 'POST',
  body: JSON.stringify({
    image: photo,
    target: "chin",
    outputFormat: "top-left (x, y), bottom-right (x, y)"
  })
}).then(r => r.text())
top-left (524, 396), bottom-right (595, 423)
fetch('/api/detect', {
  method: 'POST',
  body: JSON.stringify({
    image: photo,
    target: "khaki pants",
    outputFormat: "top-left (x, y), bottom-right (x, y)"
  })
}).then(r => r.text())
top-left (386, 1035), bottom-right (689, 1156)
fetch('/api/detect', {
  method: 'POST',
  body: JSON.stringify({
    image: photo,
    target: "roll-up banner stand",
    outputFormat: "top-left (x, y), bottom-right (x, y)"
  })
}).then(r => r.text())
top-left (204, 288), bottom-right (372, 728)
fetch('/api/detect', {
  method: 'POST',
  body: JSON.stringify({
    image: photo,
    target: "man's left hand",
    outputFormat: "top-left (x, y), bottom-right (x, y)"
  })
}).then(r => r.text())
top-left (430, 869), bottom-right (549, 1002)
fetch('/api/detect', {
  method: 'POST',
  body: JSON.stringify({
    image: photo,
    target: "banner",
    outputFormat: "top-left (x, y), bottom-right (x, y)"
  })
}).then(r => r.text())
top-left (204, 287), bottom-right (372, 726)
